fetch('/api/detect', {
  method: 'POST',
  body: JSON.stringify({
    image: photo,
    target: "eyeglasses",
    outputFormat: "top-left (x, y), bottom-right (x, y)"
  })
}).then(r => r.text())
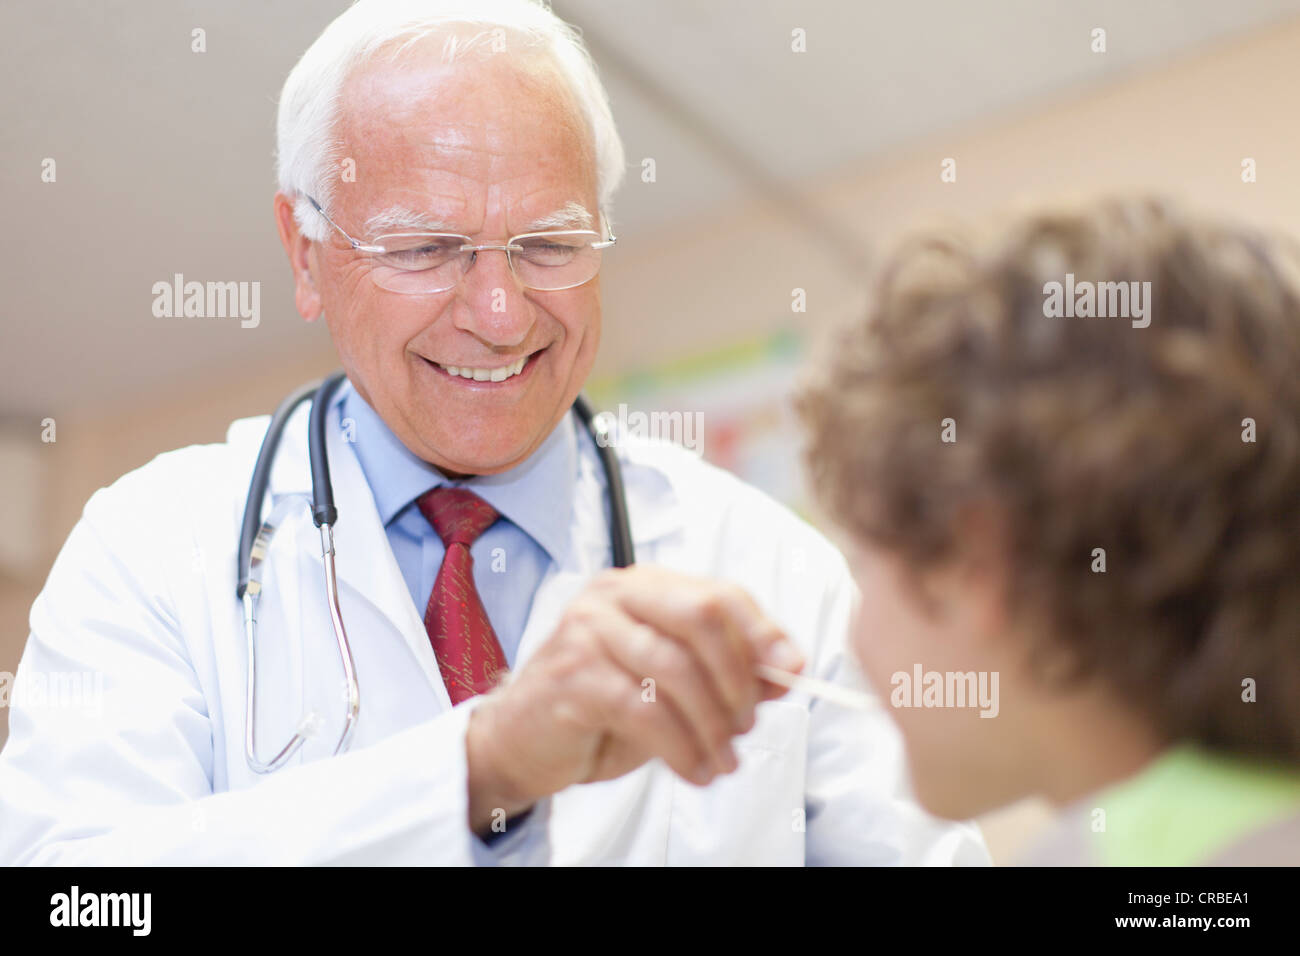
top-left (304, 195), bottom-right (616, 294)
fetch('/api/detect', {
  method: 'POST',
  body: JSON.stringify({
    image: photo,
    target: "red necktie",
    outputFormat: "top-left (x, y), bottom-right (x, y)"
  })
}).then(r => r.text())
top-left (417, 487), bottom-right (509, 704)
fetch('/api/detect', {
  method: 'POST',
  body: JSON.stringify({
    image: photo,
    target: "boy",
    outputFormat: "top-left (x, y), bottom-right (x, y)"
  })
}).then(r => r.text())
top-left (797, 198), bottom-right (1300, 864)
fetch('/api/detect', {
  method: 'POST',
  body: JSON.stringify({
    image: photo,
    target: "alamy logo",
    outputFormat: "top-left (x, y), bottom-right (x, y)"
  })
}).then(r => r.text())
top-left (152, 273), bottom-right (260, 328)
top-left (1042, 273), bottom-right (1151, 328)
top-left (50, 886), bottom-right (151, 936)
top-left (593, 403), bottom-right (704, 456)
top-left (890, 664), bottom-right (1000, 718)
top-left (0, 670), bottom-right (104, 716)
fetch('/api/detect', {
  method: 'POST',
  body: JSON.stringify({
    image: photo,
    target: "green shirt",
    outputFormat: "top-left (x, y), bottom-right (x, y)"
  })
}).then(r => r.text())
top-left (1093, 743), bottom-right (1300, 866)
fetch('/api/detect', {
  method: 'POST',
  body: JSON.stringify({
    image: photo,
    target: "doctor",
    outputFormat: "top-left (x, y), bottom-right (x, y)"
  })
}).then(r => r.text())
top-left (0, 0), bottom-right (988, 865)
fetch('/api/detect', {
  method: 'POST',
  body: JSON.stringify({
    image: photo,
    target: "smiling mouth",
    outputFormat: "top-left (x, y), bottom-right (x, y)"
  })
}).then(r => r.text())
top-left (425, 348), bottom-right (543, 383)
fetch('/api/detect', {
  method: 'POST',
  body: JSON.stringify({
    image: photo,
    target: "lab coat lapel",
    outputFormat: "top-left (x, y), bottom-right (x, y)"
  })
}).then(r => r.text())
top-left (327, 413), bottom-right (455, 708)
top-left (267, 400), bottom-right (453, 709)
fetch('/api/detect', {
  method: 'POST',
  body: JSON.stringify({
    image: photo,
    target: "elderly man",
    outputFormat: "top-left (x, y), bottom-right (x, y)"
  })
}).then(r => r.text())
top-left (0, 0), bottom-right (987, 865)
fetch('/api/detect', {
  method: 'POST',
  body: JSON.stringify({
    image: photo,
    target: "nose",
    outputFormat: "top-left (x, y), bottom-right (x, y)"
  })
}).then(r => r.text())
top-left (451, 246), bottom-right (534, 348)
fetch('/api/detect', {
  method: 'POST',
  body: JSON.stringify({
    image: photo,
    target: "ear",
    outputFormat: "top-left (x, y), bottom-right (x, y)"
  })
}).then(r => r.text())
top-left (273, 191), bottom-right (324, 322)
top-left (947, 502), bottom-right (1013, 650)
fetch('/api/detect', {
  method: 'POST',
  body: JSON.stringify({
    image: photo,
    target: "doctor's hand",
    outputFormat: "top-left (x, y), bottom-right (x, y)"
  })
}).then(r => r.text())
top-left (464, 565), bottom-right (805, 835)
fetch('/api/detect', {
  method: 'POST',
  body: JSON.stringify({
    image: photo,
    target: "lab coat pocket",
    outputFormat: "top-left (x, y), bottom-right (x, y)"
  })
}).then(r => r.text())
top-left (666, 698), bottom-right (809, 865)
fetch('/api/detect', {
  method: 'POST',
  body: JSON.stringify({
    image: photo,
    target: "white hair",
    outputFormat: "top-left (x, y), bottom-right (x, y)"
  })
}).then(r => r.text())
top-left (276, 0), bottom-right (625, 241)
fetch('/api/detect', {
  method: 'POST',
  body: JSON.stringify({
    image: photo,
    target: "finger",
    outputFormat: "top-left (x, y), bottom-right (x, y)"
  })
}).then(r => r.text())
top-left (588, 602), bottom-right (740, 772)
top-left (748, 617), bottom-right (807, 702)
top-left (604, 570), bottom-right (757, 711)
top-left (572, 655), bottom-right (721, 786)
top-left (608, 568), bottom-right (802, 720)
top-left (699, 576), bottom-right (808, 701)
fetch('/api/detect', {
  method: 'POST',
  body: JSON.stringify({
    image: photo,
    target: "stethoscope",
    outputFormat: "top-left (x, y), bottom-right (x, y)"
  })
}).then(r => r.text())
top-left (235, 370), bottom-right (635, 773)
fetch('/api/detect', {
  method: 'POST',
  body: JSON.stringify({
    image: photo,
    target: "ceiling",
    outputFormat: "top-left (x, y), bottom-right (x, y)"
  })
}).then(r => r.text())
top-left (3, 0), bottom-right (1299, 419)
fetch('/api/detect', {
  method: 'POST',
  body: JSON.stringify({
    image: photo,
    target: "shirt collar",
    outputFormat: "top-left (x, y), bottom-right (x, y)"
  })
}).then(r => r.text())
top-left (337, 379), bottom-right (576, 565)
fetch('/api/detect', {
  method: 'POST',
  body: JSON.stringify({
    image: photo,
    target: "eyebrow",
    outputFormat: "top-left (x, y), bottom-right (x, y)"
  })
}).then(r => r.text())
top-left (362, 206), bottom-right (457, 236)
top-left (362, 201), bottom-right (594, 237)
top-left (520, 201), bottom-right (594, 232)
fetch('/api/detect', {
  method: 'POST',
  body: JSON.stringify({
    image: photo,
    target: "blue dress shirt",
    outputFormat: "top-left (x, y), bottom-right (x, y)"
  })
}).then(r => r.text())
top-left (335, 381), bottom-right (576, 667)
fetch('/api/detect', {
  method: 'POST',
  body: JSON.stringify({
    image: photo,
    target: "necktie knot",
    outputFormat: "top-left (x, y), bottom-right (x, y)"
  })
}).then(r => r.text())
top-left (417, 486), bottom-right (499, 548)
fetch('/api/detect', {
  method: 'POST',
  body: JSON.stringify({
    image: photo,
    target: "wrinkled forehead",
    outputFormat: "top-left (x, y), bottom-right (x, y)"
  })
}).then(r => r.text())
top-left (334, 34), bottom-right (597, 212)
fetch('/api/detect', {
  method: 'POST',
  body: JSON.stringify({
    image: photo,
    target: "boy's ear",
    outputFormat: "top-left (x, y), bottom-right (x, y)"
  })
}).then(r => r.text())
top-left (945, 501), bottom-right (1013, 646)
top-left (273, 192), bottom-right (324, 322)
top-left (947, 501), bottom-right (1084, 683)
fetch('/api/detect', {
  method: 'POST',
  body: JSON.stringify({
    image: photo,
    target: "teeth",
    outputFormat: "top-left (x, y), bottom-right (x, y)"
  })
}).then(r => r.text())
top-left (438, 356), bottom-right (527, 382)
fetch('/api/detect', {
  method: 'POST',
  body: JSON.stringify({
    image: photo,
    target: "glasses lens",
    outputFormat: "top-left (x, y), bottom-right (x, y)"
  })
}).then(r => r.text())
top-left (511, 232), bottom-right (601, 291)
top-left (368, 234), bottom-right (467, 293)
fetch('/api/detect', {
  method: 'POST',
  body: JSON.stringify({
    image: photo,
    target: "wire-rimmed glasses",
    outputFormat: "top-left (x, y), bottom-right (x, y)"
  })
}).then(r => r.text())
top-left (305, 195), bottom-right (616, 294)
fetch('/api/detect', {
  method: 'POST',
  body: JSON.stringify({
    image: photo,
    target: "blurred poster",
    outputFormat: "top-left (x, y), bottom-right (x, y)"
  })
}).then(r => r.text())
top-left (587, 328), bottom-right (810, 513)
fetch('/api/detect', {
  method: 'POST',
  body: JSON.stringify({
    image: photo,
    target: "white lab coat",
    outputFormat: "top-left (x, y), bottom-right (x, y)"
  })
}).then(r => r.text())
top-left (0, 397), bottom-right (989, 865)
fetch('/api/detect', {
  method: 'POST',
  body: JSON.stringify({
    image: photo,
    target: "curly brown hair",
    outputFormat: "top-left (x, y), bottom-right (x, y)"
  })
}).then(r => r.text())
top-left (797, 197), bottom-right (1300, 762)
